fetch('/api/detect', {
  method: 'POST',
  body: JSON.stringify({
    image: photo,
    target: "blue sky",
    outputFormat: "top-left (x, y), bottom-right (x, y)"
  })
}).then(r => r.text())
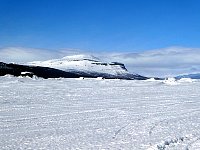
top-left (1, 0), bottom-right (200, 77)
top-left (1, 0), bottom-right (200, 52)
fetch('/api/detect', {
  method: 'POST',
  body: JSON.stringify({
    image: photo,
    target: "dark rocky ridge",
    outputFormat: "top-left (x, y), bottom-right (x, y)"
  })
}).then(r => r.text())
top-left (0, 62), bottom-right (82, 79)
top-left (0, 62), bottom-right (148, 80)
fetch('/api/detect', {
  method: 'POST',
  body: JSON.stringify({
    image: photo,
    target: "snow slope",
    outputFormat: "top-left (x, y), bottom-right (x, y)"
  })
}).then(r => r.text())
top-left (27, 54), bottom-right (139, 79)
top-left (0, 76), bottom-right (200, 149)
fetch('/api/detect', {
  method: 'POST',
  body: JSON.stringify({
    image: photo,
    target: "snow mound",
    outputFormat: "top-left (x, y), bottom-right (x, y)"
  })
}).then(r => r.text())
top-left (178, 78), bottom-right (193, 83)
top-left (96, 77), bottom-right (104, 80)
top-left (75, 77), bottom-right (85, 80)
top-left (163, 78), bottom-right (179, 85)
top-left (146, 78), bottom-right (156, 81)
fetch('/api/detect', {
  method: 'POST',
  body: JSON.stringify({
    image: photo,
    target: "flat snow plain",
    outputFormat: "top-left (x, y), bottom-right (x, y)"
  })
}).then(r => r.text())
top-left (0, 76), bottom-right (200, 150)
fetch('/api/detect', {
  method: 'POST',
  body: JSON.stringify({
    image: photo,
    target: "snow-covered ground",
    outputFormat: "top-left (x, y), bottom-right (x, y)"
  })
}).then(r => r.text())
top-left (0, 76), bottom-right (200, 150)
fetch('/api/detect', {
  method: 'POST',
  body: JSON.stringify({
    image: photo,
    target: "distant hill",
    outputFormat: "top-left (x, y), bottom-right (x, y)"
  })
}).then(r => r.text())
top-left (0, 55), bottom-right (148, 80)
top-left (27, 54), bottom-right (148, 80)
top-left (176, 73), bottom-right (200, 79)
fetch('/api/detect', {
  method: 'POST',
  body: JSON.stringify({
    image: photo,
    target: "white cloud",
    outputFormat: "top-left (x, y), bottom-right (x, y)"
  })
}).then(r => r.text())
top-left (101, 47), bottom-right (200, 77)
top-left (0, 47), bottom-right (58, 63)
top-left (0, 47), bottom-right (83, 63)
top-left (1, 46), bottom-right (200, 77)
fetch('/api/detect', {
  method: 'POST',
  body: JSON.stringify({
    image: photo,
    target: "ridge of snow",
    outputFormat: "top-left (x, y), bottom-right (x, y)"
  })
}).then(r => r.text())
top-left (61, 54), bottom-right (100, 61)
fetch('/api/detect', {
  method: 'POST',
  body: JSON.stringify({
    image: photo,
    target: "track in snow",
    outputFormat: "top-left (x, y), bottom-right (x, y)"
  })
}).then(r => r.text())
top-left (0, 76), bottom-right (200, 149)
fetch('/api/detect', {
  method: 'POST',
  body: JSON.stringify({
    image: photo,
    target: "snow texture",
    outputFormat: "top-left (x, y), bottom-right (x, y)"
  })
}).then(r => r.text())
top-left (0, 76), bottom-right (200, 149)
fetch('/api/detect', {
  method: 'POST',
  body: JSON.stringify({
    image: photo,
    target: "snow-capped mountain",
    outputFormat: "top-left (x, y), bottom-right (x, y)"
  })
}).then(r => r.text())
top-left (27, 54), bottom-right (147, 80)
top-left (176, 73), bottom-right (200, 79)
top-left (28, 54), bottom-right (128, 75)
top-left (0, 55), bottom-right (148, 80)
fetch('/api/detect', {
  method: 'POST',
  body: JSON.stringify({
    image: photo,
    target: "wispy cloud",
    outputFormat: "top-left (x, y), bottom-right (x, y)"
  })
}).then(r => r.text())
top-left (1, 46), bottom-right (200, 77)
top-left (0, 47), bottom-right (83, 63)
top-left (0, 47), bottom-right (58, 63)
top-left (101, 47), bottom-right (200, 77)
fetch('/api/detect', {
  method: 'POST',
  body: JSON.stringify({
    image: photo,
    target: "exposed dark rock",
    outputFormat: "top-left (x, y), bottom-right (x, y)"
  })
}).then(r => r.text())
top-left (0, 62), bottom-right (82, 79)
top-left (0, 62), bottom-right (149, 80)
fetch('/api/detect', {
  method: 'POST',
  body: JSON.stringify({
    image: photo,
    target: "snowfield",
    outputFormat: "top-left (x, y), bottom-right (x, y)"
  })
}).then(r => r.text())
top-left (0, 76), bottom-right (200, 150)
